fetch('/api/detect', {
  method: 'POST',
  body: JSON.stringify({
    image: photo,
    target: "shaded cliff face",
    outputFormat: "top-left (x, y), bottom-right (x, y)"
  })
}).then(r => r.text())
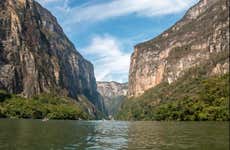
top-left (97, 82), bottom-right (128, 115)
top-left (128, 0), bottom-right (229, 97)
top-left (0, 0), bottom-right (105, 112)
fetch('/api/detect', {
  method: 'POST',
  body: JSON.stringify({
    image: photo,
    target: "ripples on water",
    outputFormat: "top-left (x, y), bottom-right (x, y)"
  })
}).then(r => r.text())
top-left (0, 119), bottom-right (229, 150)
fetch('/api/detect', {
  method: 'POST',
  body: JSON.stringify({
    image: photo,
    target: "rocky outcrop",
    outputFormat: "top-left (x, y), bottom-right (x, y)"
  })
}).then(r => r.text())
top-left (97, 81), bottom-right (128, 116)
top-left (128, 0), bottom-right (229, 97)
top-left (0, 0), bottom-right (105, 113)
top-left (97, 81), bottom-right (128, 98)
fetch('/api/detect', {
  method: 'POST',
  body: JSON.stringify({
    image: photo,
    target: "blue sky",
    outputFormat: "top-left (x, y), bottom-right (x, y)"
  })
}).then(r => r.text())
top-left (36, 0), bottom-right (198, 83)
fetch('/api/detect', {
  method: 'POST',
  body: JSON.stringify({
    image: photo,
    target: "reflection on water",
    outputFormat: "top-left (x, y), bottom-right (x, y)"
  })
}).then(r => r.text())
top-left (128, 122), bottom-right (229, 150)
top-left (0, 119), bottom-right (228, 150)
top-left (85, 121), bottom-right (129, 150)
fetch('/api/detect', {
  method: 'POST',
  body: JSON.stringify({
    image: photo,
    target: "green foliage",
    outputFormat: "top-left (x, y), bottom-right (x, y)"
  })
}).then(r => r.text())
top-left (0, 93), bottom-right (90, 120)
top-left (0, 105), bottom-right (5, 118)
top-left (116, 73), bottom-right (229, 121)
top-left (0, 90), bottom-right (11, 102)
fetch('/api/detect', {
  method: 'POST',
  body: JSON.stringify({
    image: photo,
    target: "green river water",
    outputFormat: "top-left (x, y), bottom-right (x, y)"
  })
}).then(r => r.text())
top-left (0, 119), bottom-right (229, 150)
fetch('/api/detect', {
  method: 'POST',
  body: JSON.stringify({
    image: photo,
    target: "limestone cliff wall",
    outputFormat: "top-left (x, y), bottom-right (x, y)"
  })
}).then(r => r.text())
top-left (0, 0), bottom-right (105, 112)
top-left (128, 0), bottom-right (229, 97)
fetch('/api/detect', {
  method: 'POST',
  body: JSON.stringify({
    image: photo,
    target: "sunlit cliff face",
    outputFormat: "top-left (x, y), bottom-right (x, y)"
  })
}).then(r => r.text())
top-left (128, 0), bottom-right (229, 97)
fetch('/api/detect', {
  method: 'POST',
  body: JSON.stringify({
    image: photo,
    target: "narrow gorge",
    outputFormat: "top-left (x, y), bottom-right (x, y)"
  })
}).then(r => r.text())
top-left (0, 0), bottom-right (229, 149)
top-left (0, 0), bottom-right (229, 121)
top-left (97, 81), bottom-right (128, 117)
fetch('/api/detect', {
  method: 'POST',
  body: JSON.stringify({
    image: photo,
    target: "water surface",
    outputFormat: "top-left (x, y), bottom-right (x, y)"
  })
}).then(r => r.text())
top-left (0, 119), bottom-right (228, 150)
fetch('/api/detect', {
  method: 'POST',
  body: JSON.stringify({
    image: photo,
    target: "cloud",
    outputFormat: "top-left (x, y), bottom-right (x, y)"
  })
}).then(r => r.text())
top-left (36, 0), bottom-right (70, 13)
top-left (36, 0), bottom-right (198, 25)
top-left (81, 35), bottom-right (130, 82)
top-left (36, 0), bottom-right (61, 5)
top-left (64, 0), bottom-right (197, 25)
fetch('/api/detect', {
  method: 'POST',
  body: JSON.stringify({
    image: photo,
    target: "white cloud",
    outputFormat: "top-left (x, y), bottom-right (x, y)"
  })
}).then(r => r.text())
top-left (36, 0), bottom-right (70, 13)
top-left (36, 0), bottom-right (198, 25)
top-left (65, 0), bottom-right (197, 25)
top-left (36, 0), bottom-right (61, 5)
top-left (81, 35), bottom-right (130, 82)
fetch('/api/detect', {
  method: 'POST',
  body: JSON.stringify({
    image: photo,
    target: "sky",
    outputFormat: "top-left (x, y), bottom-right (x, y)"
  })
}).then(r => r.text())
top-left (36, 0), bottom-right (198, 83)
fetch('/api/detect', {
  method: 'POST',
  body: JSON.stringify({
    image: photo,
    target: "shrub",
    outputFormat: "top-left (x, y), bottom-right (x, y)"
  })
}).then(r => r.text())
top-left (116, 73), bottom-right (229, 121)
top-left (0, 93), bottom-right (90, 120)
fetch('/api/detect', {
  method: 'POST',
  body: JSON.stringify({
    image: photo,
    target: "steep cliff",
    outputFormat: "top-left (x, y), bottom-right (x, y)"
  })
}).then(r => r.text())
top-left (0, 0), bottom-right (105, 113)
top-left (128, 0), bottom-right (229, 97)
top-left (97, 81), bottom-right (128, 116)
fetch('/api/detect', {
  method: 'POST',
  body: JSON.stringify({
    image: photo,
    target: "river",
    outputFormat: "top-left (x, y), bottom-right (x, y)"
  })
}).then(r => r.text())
top-left (0, 119), bottom-right (228, 150)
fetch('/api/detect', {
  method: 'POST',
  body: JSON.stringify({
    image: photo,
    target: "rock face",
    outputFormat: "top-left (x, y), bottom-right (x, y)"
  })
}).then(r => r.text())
top-left (128, 0), bottom-right (229, 97)
top-left (97, 82), bottom-right (128, 98)
top-left (97, 81), bottom-right (128, 116)
top-left (0, 0), bottom-right (105, 113)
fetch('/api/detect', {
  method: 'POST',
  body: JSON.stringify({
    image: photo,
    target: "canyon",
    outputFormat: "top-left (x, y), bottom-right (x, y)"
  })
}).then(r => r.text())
top-left (0, 0), bottom-right (229, 121)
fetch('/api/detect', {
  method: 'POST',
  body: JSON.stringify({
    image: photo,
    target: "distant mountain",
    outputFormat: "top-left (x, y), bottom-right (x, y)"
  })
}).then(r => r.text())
top-left (0, 0), bottom-right (105, 116)
top-left (97, 81), bottom-right (128, 116)
top-left (117, 0), bottom-right (229, 121)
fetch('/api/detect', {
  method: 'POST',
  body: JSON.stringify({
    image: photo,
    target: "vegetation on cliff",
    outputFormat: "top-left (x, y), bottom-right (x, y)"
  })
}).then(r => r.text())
top-left (116, 73), bottom-right (229, 121)
top-left (0, 92), bottom-right (93, 120)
